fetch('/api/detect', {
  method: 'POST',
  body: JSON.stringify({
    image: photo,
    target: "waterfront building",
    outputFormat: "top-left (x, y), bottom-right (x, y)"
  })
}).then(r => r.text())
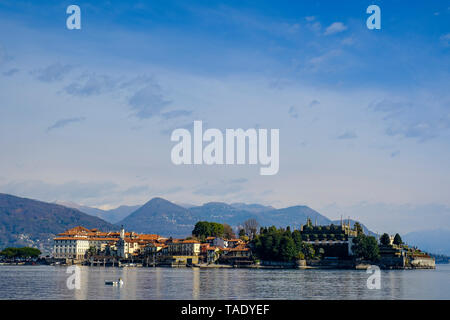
top-left (52, 226), bottom-right (163, 261)
top-left (53, 237), bottom-right (90, 260)
top-left (300, 218), bottom-right (357, 258)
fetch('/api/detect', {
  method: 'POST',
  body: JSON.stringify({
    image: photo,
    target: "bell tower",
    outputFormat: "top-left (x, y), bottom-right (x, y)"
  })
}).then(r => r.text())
top-left (120, 225), bottom-right (125, 240)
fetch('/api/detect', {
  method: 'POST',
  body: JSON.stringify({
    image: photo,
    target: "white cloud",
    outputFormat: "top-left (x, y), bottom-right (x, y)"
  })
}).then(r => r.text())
top-left (324, 22), bottom-right (347, 35)
top-left (440, 33), bottom-right (450, 47)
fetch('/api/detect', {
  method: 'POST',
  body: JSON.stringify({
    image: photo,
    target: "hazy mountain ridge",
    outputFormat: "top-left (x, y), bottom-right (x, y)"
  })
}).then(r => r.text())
top-left (55, 201), bottom-right (141, 224)
top-left (119, 198), bottom-right (338, 238)
top-left (0, 193), bottom-right (114, 252)
top-left (3, 193), bottom-right (446, 256)
top-left (118, 197), bottom-right (197, 237)
top-left (403, 229), bottom-right (450, 256)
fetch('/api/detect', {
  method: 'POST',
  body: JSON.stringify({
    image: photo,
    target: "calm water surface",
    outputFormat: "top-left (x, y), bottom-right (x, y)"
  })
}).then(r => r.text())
top-left (0, 264), bottom-right (449, 299)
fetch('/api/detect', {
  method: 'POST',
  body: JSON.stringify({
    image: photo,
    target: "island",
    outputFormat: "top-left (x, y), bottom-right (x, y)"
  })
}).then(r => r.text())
top-left (26, 218), bottom-right (435, 270)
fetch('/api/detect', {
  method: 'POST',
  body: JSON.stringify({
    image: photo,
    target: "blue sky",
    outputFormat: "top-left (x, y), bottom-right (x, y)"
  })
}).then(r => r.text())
top-left (0, 1), bottom-right (449, 234)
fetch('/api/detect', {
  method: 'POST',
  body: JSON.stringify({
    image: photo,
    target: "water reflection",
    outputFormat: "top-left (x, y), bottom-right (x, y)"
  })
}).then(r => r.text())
top-left (0, 265), bottom-right (448, 300)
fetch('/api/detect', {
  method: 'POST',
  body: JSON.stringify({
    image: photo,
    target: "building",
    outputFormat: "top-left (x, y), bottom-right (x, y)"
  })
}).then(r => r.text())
top-left (52, 226), bottom-right (163, 261)
top-left (300, 218), bottom-right (357, 258)
top-left (53, 237), bottom-right (90, 260)
top-left (167, 239), bottom-right (201, 256)
top-left (220, 245), bottom-right (253, 265)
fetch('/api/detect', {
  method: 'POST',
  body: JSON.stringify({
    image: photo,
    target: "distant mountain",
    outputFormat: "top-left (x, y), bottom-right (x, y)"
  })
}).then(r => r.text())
top-left (119, 199), bottom-right (336, 237)
top-left (403, 229), bottom-right (450, 256)
top-left (1, 192), bottom-right (381, 253)
top-left (0, 193), bottom-right (114, 253)
top-left (118, 197), bottom-right (197, 237)
top-left (106, 205), bottom-right (142, 223)
top-left (190, 202), bottom-right (261, 226)
top-left (230, 203), bottom-right (275, 213)
top-left (55, 201), bottom-right (140, 224)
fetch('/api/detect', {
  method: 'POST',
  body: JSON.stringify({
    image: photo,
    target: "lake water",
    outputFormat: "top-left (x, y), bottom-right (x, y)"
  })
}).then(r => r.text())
top-left (0, 264), bottom-right (449, 299)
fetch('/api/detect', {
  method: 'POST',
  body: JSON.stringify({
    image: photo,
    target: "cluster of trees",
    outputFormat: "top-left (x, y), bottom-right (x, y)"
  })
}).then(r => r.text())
top-left (0, 247), bottom-right (41, 259)
top-left (351, 222), bottom-right (380, 261)
top-left (252, 226), bottom-right (315, 262)
top-left (192, 221), bottom-right (235, 240)
top-left (380, 233), bottom-right (403, 246)
top-left (351, 234), bottom-right (380, 261)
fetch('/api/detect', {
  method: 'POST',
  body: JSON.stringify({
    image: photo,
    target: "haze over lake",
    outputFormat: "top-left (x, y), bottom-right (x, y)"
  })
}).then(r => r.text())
top-left (1, 265), bottom-right (449, 300)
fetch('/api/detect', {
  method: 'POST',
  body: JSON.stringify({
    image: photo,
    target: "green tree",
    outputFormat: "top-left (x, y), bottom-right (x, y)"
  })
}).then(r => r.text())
top-left (86, 246), bottom-right (97, 258)
top-left (192, 221), bottom-right (225, 240)
top-left (301, 242), bottom-right (315, 259)
top-left (352, 235), bottom-right (380, 261)
top-left (380, 233), bottom-right (391, 246)
top-left (252, 225), bottom-right (301, 262)
top-left (353, 222), bottom-right (364, 236)
top-left (393, 233), bottom-right (403, 245)
top-left (192, 221), bottom-right (211, 240)
top-left (0, 247), bottom-right (41, 258)
top-left (279, 236), bottom-right (297, 261)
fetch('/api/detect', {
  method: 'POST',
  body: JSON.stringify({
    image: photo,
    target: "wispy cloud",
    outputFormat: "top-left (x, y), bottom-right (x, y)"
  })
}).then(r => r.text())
top-left (337, 130), bottom-right (357, 140)
top-left (64, 74), bottom-right (119, 96)
top-left (129, 84), bottom-right (171, 119)
top-left (0, 180), bottom-right (118, 203)
top-left (288, 106), bottom-right (298, 119)
top-left (46, 117), bottom-right (86, 132)
top-left (440, 33), bottom-right (450, 47)
top-left (0, 46), bottom-right (12, 65)
top-left (160, 110), bottom-right (192, 120)
top-left (324, 22), bottom-right (347, 35)
top-left (32, 63), bottom-right (73, 82)
top-left (309, 100), bottom-right (320, 107)
top-left (194, 178), bottom-right (247, 196)
top-left (370, 98), bottom-right (450, 142)
top-left (2, 68), bottom-right (19, 76)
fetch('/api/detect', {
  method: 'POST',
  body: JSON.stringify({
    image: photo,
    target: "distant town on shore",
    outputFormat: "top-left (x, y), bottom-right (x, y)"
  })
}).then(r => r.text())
top-left (1, 217), bottom-right (439, 270)
top-left (1, 192), bottom-right (448, 269)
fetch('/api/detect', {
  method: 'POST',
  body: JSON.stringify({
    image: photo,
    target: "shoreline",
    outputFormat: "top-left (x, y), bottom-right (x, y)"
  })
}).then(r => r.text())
top-left (0, 261), bottom-right (439, 270)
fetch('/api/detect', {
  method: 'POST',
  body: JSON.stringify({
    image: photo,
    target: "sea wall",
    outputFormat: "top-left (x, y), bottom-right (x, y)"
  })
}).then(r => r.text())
top-left (379, 256), bottom-right (406, 269)
top-left (410, 257), bottom-right (435, 269)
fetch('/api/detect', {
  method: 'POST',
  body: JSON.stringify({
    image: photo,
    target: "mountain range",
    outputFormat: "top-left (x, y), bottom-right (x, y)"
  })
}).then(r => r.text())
top-left (55, 201), bottom-right (140, 224)
top-left (1, 192), bottom-right (449, 256)
top-left (0, 193), bottom-right (114, 252)
top-left (403, 229), bottom-right (450, 256)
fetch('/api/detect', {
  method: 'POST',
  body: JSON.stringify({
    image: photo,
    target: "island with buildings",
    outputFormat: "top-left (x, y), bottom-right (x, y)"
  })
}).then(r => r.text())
top-left (44, 218), bottom-right (435, 270)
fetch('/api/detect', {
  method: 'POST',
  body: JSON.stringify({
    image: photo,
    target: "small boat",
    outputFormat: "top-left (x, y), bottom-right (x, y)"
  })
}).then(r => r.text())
top-left (105, 278), bottom-right (124, 286)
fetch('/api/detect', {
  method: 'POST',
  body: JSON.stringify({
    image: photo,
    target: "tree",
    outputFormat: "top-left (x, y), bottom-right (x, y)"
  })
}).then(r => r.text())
top-left (301, 242), bottom-right (315, 260)
top-left (238, 228), bottom-right (246, 238)
top-left (352, 235), bottom-right (380, 261)
top-left (86, 246), bottom-right (97, 258)
top-left (279, 236), bottom-right (297, 261)
top-left (380, 233), bottom-right (391, 246)
top-left (192, 221), bottom-right (225, 240)
top-left (192, 221), bottom-right (211, 240)
top-left (223, 223), bottom-right (235, 239)
top-left (353, 222), bottom-right (364, 236)
top-left (0, 247), bottom-right (41, 259)
top-left (393, 233), bottom-right (403, 245)
top-left (243, 219), bottom-right (259, 240)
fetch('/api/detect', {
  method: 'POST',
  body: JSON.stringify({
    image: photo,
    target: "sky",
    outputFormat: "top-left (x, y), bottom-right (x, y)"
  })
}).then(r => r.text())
top-left (0, 0), bottom-right (449, 234)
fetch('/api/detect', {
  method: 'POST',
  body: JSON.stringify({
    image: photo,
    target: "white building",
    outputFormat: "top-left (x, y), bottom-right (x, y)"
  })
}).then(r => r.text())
top-left (53, 237), bottom-right (90, 260)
